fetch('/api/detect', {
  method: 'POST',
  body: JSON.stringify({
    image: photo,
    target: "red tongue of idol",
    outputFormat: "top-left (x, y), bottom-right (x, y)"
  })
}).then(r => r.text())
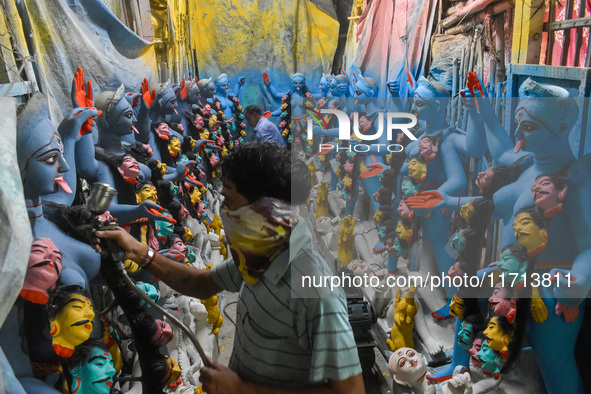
top-left (514, 139), bottom-right (525, 153)
top-left (131, 125), bottom-right (139, 134)
top-left (55, 176), bottom-right (72, 193)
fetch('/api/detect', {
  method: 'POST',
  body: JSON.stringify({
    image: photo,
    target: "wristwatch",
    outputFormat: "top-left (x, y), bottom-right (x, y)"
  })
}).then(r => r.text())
top-left (139, 247), bottom-right (155, 269)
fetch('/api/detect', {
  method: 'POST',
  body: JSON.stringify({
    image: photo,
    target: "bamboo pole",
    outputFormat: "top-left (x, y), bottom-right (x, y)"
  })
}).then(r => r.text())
top-left (4, 0), bottom-right (37, 90)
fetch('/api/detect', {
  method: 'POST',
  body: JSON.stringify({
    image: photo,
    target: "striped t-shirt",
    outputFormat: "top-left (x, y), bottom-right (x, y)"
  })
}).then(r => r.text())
top-left (211, 219), bottom-right (362, 388)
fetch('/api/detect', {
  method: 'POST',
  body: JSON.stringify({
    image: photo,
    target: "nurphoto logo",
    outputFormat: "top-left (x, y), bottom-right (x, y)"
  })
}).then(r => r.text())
top-left (306, 109), bottom-right (418, 153)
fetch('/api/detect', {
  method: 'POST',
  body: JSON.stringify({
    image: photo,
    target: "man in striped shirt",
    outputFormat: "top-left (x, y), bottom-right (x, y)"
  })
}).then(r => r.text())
top-left (95, 143), bottom-right (364, 393)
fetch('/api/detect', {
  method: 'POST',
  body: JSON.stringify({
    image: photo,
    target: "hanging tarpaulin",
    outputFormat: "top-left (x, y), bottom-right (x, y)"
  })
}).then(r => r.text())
top-left (16, 0), bottom-right (156, 118)
top-left (345, 0), bottom-right (438, 96)
top-left (186, 0), bottom-right (339, 78)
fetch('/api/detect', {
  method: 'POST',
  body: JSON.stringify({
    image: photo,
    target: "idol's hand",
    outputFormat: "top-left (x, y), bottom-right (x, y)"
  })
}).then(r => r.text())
top-left (159, 249), bottom-right (185, 262)
top-left (141, 78), bottom-right (156, 108)
top-left (405, 190), bottom-right (449, 210)
top-left (138, 200), bottom-right (177, 223)
top-left (125, 91), bottom-right (141, 108)
top-left (387, 80), bottom-right (400, 96)
top-left (530, 287), bottom-right (548, 323)
top-left (59, 107), bottom-right (100, 139)
top-left (359, 163), bottom-right (385, 179)
top-left (71, 67), bottom-right (101, 135)
top-left (555, 301), bottom-right (579, 323)
top-left (179, 79), bottom-right (190, 100)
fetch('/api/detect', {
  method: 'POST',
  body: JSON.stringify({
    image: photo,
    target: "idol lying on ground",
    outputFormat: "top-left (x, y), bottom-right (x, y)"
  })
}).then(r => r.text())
top-left (407, 78), bottom-right (589, 393)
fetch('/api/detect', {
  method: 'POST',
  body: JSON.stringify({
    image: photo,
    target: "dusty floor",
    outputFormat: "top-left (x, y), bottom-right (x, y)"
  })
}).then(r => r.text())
top-left (217, 291), bottom-right (238, 366)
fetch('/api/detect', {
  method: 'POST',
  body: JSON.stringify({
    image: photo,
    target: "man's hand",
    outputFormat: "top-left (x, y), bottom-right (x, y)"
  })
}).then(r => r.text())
top-left (93, 226), bottom-right (147, 263)
top-left (199, 359), bottom-right (245, 394)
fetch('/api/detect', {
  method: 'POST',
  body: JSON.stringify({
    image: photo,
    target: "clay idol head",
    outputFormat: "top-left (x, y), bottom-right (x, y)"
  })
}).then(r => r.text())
top-left (388, 347), bottom-right (429, 389)
top-left (20, 238), bottom-right (62, 304)
top-left (514, 78), bottom-right (578, 155)
top-left (531, 173), bottom-right (568, 217)
top-left (513, 205), bottom-right (548, 256)
top-left (46, 285), bottom-right (95, 358)
top-left (62, 338), bottom-right (115, 394)
top-left (17, 93), bottom-right (71, 199)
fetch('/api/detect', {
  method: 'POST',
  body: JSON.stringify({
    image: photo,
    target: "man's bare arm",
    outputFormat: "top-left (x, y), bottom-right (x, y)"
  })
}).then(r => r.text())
top-left (94, 227), bottom-right (221, 299)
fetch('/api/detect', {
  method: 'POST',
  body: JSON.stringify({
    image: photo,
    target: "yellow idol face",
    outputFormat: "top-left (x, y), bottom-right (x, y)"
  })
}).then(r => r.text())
top-left (460, 200), bottom-right (475, 221)
top-left (483, 316), bottom-right (511, 355)
top-left (408, 158), bottom-right (427, 183)
top-left (136, 184), bottom-right (158, 204)
top-left (50, 294), bottom-right (95, 346)
top-left (395, 221), bottom-right (413, 242)
top-left (449, 294), bottom-right (465, 321)
top-left (168, 136), bottom-right (181, 156)
top-left (164, 356), bottom-right (182, 384)
top-left (513, 213), bottom-right (547, 255)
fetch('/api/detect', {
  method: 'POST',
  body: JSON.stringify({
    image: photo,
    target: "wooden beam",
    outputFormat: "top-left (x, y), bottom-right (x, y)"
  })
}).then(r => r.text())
top-left (136, 0), bottom-right (154, 41)
top-left (543, 16), bottom-right (591, 31)
top-left (511, 0), bottom-right (545, 64)
top-left (546, 0), bottom-right (556, 64)
top-left (560, 0), bottom-right (575, 66)
top-left (0, 81), bottom-right (35, 96)
top-left (572, 0), bottom-right (586, 66)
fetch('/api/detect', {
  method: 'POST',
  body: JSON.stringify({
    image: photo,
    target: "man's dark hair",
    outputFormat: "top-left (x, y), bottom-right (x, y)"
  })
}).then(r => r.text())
top-left (244, 105), bottom-right (262, 116)
top-left (219, 142), bottom-right (310, 204)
